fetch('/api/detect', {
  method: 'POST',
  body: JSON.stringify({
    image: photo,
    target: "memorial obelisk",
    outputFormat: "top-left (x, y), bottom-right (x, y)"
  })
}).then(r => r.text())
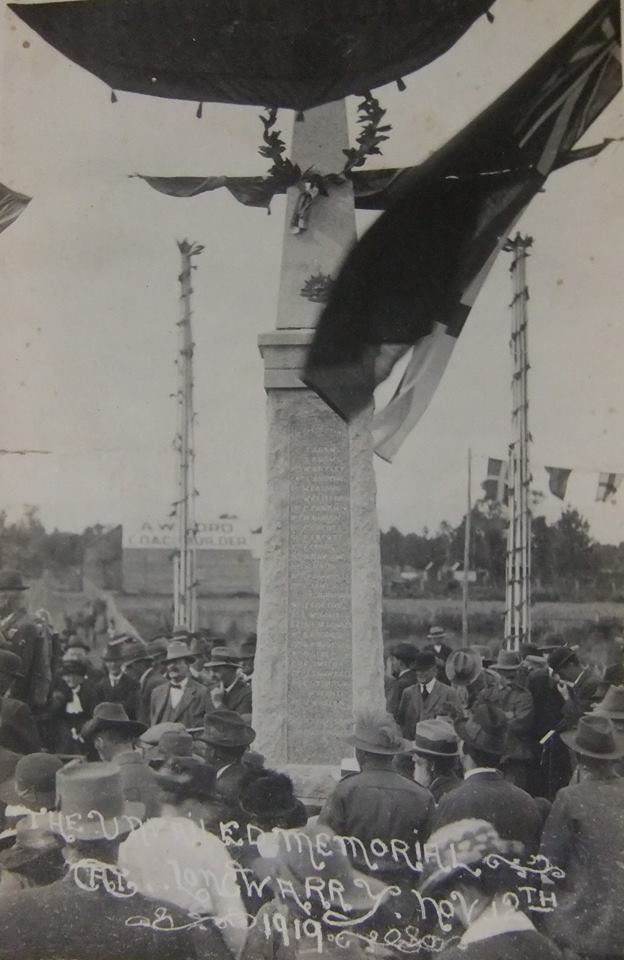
top-left (254, 101), bottom-right (385, 799)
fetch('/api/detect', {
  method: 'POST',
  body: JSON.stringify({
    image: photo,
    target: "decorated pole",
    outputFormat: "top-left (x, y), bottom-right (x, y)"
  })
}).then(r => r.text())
top-left (462, 448), bottom-right (472, 644)
top-left (173, 240), bottom-right (203, 631)
top-left (504, 234), bottom-right (533, 651)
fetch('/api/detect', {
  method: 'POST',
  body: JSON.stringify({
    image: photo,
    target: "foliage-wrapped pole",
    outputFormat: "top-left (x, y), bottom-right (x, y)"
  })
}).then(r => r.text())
top-left (504, 234), bottom-right (533, 650)
top-left (173, 239), bottom-right (203, 631)
top-left (462, 448), bottom-right (472, 644)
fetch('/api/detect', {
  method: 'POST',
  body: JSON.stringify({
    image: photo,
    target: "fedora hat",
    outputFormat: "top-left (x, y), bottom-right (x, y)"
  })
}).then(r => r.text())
top-left (427, 626), bottom-right (446, 640)
top-left (164, 640), bottom-right (194, 663)
top-left (561, 714), bottom-right (624, 760)
top-left (446, 648), bottom-right (482, 686)
top-left (390, 641), bottom-right (419, 663)
top-left (198, 709), bottom-right (256, 747)
top-left (420, 819), bottom-right (523, 895)
top-left (0, 813), bottom-right (63, 871)
top-left (412, 719), bottom-right (459, 758)
top-left (0, 752), bottom-right (63, 806)
top-left (121, 640), bottom-right (152, 666)
top-left (459, 702), bottom-right (508, 757)
top-left (0, 649), bottom-right (25, 679)
top-left (145, 637), bottom-right (168, 659)
top-left (593, 685), bottom-right (624, 721)
top-left (0, 570), bottom-right (28, 592)
top-left (493, 649), bottom-right (522, 672)
top-left (206, 645), bottom-right (240, 668)
top-left (60, 658), bottom-right (87, 677)
top-left (81, 702), bottom-right (146, 742)
top-left (50, 761), bottom-right (144, 840)
top-left (102, 639), bottom-right (126, 663)
top-left (346, 711), bottom-right (407, 756)
top-left (548, 647), bottom-right (576, 672)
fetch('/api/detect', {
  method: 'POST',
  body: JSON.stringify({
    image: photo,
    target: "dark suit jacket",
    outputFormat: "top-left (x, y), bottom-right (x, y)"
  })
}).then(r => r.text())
top-left (3, 610), bottom-right (50, 709)
top-left (136, 667), bottom-right (166, 727)
top-left (398, 678), bottom-right (461, 739)
top-left (215, 760), bottom-right (251, 809)
top-left (559, 667), bottom-right (600, 730)
top-left (385, 668), bottom-right (420, 719)
top-left (541, 777), bottom-right (624, 958)
top-left (95, 673), bottom-right (139, 719)
top-left (433, 770), bottom-right (543, 853)
top-left (0, 696), bottom-right (41, 755)
top-left (150, 677), bottom-right (211, 728)
top-left (223, 677), bottom-right (252, 717)
top-left (527, 668), bottom-right (564, 740)
top-left (0, 869), bottom-right (228, 959)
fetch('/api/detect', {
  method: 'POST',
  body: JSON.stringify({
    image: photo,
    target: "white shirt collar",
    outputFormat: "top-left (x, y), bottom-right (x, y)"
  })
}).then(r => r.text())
top-left (464, 766), bottom-right (497, 779)
top-left (224, 677), bottom-right (239, 694)
top-left (216, 763), bottom-right (233, 780)
top-left (139, 666), bottom-right (152, 685)
top-left (170, 676), bottom-right (189, 690)
top-left (421, 677), bottom-right (436, 694)
top-left (461, 901), bottom-right (534, 946)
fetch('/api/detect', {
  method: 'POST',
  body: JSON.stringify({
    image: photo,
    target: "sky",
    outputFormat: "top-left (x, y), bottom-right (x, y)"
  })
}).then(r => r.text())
top-left (0, 0), bottom-right (623, 544)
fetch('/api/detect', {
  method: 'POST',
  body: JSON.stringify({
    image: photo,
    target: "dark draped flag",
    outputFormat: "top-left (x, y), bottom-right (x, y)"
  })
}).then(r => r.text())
top-left (0, 182), bottom-right (31, 235)
top-left (8, 0), bottom-right (495, 112)
top-left (545, 467), bottom-right (572, 501)
top-left (304, 0), bottom-right (621, 460)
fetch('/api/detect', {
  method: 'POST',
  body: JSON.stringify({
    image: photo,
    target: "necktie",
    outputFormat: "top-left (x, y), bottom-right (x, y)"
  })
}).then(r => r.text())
top-left (421, 684), bottom-right (429, 701)
top-left (170, 682), bottom-right (182, 689)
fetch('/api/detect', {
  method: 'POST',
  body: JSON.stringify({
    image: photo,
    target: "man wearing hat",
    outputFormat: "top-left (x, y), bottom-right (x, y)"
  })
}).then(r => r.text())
top-left (445, 647), bottom-right (502, 715)
top-left (0, 813), bottom-right (65, 896)
top-left (0, 569), bottom-right (51, 712)
top-left (0, 752), bottom-right (62, 828)
top-left (149, 640), bottom-right (211, 728)
top-left (548, 647), bottom-right (600, 730)
top-left (82, 703), bottom-right (159, 817)
top-left (319, 709), bottom-right (434, 883)
top-left (0, 761), bottom-right (224, 959)
top-left (0, 649), bottom-right (41, 755)
top-left (198, 709), bottom-right (257, 809)
top-left (489, 649), bottom-right (534, 789)
top-left (433, 702), bottom-right (543, 854)
top-left (60, 638), bottom-right (104, 687)
top-left (424, 625), bottom-right (453, 683)
top-left (121, 639), bottom-right (166, 726)
top-left (398, 648), bottom-right (461, 739)
top-left (593, 685), bottom-right (624, 735)
top-left (385, 640), bottom-right (420, 719)
top-left (95, 637), bottom-right (139, 719)
top-left (541, 715), bottom-right (624, 960)
top-left (410, 719), bottom-right (463, 802)
top-left (238, 632), bottom-right (256, 680)
top-left (204, 645), bottom-right (252, 720)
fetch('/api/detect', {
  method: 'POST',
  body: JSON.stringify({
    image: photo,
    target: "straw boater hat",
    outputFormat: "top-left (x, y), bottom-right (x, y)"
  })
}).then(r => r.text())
top-left (0, 570), bottom-right (28, 592)
top-left (411, 719), bottom-right (459, 758)
top-left (163, 640), bottom-right (194, 663)
top-left (446, 648), bottom-right (483, 686)
top-left (81, 702), bottom-right (146, 742)
top-left (346, 711), bottom-right (407, 755)
top-left (205, 645), bottom-right (241, 668)
top-left (420, 819), bottom-right (524, 895)
top-left (50, 761), bottom-right (144, 841)
top-left (493, 649), bottom-right (522, 672)
top-left (198, 710), bottom-right (256, 747)
top-left (593, 686), bottom-right (624, 721)
top-left (427, 626), bottom-right (446, 641)
top-left (0, 649), bottom-right (25, 679)
top-left (458, 703), bottom-right (508, 757)
top-left (561, 715), bottom-right (624, 760)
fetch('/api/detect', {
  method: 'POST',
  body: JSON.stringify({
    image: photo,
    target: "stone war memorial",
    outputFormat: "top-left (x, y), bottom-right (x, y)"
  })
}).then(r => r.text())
top-left (8, 0), bottom-right (500, 796)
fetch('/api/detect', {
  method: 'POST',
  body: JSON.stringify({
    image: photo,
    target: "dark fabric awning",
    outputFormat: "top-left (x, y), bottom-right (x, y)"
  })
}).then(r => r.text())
top-left (9, 0), bottom-right (495, 111)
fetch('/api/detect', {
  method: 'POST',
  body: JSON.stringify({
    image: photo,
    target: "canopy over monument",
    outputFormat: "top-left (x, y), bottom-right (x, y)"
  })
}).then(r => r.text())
top-left (9, 0), bottom-right (495, 111)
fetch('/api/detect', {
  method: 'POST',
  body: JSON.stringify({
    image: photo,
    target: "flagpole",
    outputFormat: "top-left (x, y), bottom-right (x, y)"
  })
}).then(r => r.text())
top-left (462, 448), bottom-right (472, 644)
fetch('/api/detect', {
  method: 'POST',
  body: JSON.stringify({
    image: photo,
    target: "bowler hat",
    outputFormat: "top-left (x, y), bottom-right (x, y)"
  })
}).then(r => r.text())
top-left (60, 659), bottom-right (87, 677)
top-left (164, 640), bottom-right (194, 663)
top-left (81, 702), bottom-right (146, 741)
top-left (122, 640), bottom-right (152, 666)
top-left (155, 758), bottom-right (219, 800)
top-left (346, 710), bottom-right (407, 755)
top-left (145, 637), bottom-right (168, 659)
top-left (427, 626), bottom-right (446, 641)
top-left (548, 647), bottom-right (576, 672)
top-left (0, 752), bottom-right (62, 805)
top-left (391, 641), bottom-right (419, 663)
top-left (414, 649), bottom-right (437, 671)
top-left (0, 570), bottom-right (28, 592)
top-left (561, 714), bottom-right (624, 759)
top-left (412, 719), bottom-right (459, 758)
top-left (0, 813), bottom-right (63, 870)
top-left (50, 761), bottom-right (144, 840)
top-left (420, 819), bottom-right (523, 895)
top-left (493, 649), bottom-right (522, 672)
top-left (0, 649), bottom-right (25, 679)
top-left (198, 710), bottom-right (256, 747)
top-left (593, 685), bottom-right (624, 720)
top-left (102, 639), bottom-right (126, 662)
top-left (206, 645), bottom-right (240, 668)
top-left (446, 648), bottom-right (482, 686)
top-left (459, 702), bottom-right (508, 757)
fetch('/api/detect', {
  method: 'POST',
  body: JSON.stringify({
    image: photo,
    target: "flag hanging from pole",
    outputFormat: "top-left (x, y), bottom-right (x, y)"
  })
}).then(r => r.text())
top-left (545, 466), bottom-right (571, 500)
top-left (304, 0), bottom-right (621, 460)
top-left (0, 182), bottom-right (31, 235)
top-left (482, 458), bottom-right (509, 504)
top-left (595, 472), bottom-right (623, 503)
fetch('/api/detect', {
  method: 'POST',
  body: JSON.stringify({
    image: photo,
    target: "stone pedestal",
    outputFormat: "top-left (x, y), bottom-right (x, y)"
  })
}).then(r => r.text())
top-left (253, 102), bottom-right (385, 801)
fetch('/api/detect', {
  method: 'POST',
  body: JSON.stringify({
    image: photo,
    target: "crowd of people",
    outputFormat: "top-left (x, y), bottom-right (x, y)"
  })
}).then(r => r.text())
top-left (0, 572), bottom-right (623, 959)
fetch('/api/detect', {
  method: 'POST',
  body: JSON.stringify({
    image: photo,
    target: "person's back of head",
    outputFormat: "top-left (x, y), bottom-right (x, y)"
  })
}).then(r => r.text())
top-left (239, 768), bottom-right (307, 830)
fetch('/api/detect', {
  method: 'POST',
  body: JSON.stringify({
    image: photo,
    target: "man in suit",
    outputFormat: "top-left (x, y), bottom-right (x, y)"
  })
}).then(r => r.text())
top-left (120, 640), bottom-right (166, 727)
top-left (541, 715), bottom-right (624, 960)
top-left (204, 645), bottom-right (252, 720)
top-left (95, 638), bottom-right (139, 719)
top-left (0, 761), bottom-right (226, 960)
top-left (433, 702), bottom-right (543, 854)
top-left (150, 640), bottom-right (211, 728)
top-left (445, 647), bottom-right (503, 716)
top-left (197, 709), bottom-right (257, 811)
top-left (0, 649), bottom-right (41, 755)
top-left (0, 570), bottom-right (51, 712)
top-left (424, 625), bottom-right (453, 684)
top-left (385, 640), bottom-right (420, 720)
top-left (548, 646), bottom-right (600, 729)
top-left (398, 648), bottom-right (461, 739)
